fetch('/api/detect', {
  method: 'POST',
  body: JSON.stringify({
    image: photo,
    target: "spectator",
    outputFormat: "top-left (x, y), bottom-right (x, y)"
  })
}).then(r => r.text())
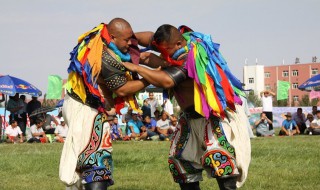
top-left (122, 106), bottom-right (133, 135)
top-left (19, 95), bottom-right (28, 135)
top-left (40, 113), bottom-right (59, 134)
top-left (305, 113), bottom-right (314, 135)
top-left (254, 113), bottom-right (274, 137)
top-left (141, 99), bottom-right (151, 119)
top-left (310, 110), bottom-right (320, 135)
top-left (156, 111), bottom-right (173, 141)
top-left (311, 106), bottom-right (318, 120)
top-left (111, 116), bottom-right (123, 140)
top-left (170, 115), bottom-right (178, 132)
top-left (5, 119), bottom-right (24, 143)
top-left (54, 117), bottom-right (68, 143)
top-left (127, 112), bottom-right (144, 140)
top-left (279, 112), bottom-right (300, 136)
top-left (260, 90), bottom-right (275, 130)
top-left (26, 96), bottom-right (41, 126)
top-left (27, 118), bottom-right (48, 143)
top-left (143, 115), bottom-right (158, 140)
top-left (292, 108), bottom-right (307, 134)
top-left (162, 98), bottom-right (174, 115)
top-left (147, 92), bottom-right (159, 119)
top-left (6, 94), bottom-right (25, 134)
top-left (0, 93), bottom-right (5, 137)
top-left (154, 110), bottom-right (160, 121)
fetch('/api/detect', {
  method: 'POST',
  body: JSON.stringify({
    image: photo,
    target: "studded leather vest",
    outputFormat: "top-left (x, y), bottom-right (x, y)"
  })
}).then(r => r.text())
top-left (100, 50), bottom-right (128, 90)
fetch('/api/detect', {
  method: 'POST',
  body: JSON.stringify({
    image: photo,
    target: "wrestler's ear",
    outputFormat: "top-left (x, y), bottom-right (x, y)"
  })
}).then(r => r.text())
top-left (110, 34), bottom-right (116, 42)
top-left (176, 41), bottom-right (182, 48)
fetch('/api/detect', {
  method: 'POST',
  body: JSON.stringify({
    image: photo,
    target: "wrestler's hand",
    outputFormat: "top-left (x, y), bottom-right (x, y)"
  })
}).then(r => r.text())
top-left (122, 62), bottom-right (138, 72)
top-left (106, 108), bottom-right (116, 116)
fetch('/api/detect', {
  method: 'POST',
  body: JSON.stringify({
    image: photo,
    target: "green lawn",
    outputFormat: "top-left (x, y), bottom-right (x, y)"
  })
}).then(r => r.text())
top-left (0, 135), bottom-right (319, 190)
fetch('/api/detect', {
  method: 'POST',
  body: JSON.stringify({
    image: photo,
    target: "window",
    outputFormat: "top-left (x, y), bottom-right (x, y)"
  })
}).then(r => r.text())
top-left (293, 96), bottom-right (299, 102)
top-left (265, 85), bottom-right (271, 90)
top-left (248, 78), bottom-right (254, 84)
top-left (264, 72), bottom-right (270, 78)
top-left (292, 70), bottom-right (299, 76)
top-left (292, 83), bottom-right (298, 89)
top-left (282, 70), bottom-right (289, 77)
top-left (312, 68), bottom-right (318, 75)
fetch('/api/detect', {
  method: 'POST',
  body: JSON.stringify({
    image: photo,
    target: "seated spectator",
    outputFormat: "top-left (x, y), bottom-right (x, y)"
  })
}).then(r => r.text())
top-left (305, 114), bottom-right (314, 135)
top-left (292, 108), bottom-right (307, 134)
top-left (40, 113), bottom-right (59, 134)
top-left (111, 116), bottom-right (123, 140)
top-left (5, 119), bottom-right (24, 143)
top-left (279, 112), bottom-right (300, 136)
top-left (127, 112), bottom-right (145, 140)
top-left (141, 100), bottom-right (151, 119)
top-left (310, 110), bottom-right (320, 135)
top-left (142, 115), bottom-right (158, 140)
top-left (254, 113), bottom-right (274, 137)
top-left (170, 115), bottom-right (178, 132)
top-left (311, 106), bottom-right (318, 119)
top-left (154, 110), bottom-right (160, 121)
top-left (27, 118), bottom-right (48, 143)
top-left (156, 111), bottom-right (173, 141)
top-left (54, 117), bottom-right (68, 143)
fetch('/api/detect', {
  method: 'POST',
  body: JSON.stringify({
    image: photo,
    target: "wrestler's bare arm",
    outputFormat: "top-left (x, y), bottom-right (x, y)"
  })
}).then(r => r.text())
top-left (113, 78), bottom-right (149, 97)
top-left (122, 62), bottom-right (174, 89)
top-left (140, 52), bottom-right (169, 68)
top-left (135, 31), bottom-right (154, 47)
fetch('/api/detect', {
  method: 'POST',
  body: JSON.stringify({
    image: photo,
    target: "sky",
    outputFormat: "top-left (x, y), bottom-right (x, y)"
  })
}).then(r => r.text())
top-left (0, 0), bottom-right (319, 96)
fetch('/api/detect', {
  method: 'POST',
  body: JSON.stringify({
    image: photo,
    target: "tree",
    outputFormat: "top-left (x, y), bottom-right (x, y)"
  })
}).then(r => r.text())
top-left (299, 94), bottom-right (319, 106)
top-left (246, 91), bottom-right (262, 107)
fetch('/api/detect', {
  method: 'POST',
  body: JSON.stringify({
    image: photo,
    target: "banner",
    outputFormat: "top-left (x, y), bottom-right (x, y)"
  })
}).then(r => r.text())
top-left (46, 75), bottom-right (63, 99)
top-left (310, 90), bottom-right (320, 100)
top-left (277, 80), bottom-right (290, 100)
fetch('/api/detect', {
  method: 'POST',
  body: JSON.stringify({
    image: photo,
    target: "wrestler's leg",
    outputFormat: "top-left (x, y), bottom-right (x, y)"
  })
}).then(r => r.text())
top-left (179, 182), bottom-right (201, 190)
top-left (216, 176), bottom-right (237, 190)
top-left (84, 181), bottom-right (109, 190)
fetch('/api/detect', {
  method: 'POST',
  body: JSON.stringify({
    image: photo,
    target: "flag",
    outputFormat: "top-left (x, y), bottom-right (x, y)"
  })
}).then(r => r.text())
top-left (310, 90), bottom-right (320, 100)
top-left (46, 75), bottom-right (63, 99)
top-left (277, 80), bottom-right (290, 100)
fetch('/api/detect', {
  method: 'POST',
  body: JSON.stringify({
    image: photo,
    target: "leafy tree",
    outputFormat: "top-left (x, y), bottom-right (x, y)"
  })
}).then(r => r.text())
top-left (247, 91), bottom-right (262, 107)
top-left (299, 94), bottom-right (319, 106)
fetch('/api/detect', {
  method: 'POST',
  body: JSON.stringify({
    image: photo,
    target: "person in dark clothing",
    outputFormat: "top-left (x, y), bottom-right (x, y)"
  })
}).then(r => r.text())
top-left (26, 96), bottom-right (41, 126)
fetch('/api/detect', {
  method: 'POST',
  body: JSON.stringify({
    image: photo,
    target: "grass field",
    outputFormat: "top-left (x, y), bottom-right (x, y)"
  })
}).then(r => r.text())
top-left (0, 135), bottom-right (319, 190)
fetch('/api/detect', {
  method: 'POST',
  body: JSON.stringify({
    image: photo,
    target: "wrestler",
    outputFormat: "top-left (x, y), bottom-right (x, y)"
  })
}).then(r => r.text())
top-left (60, 18), bottom-right (149, 190)
top-left (123, 25), bottom-right (251, 190)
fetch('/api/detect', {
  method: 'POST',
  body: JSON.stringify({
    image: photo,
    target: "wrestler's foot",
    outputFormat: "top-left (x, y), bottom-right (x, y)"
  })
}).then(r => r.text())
top-left (84, 181), bottom-right (109, 190)
top-left (216, 176), bottom-right (237, 190)
top-left (179, 182), bottom-right (201, 190)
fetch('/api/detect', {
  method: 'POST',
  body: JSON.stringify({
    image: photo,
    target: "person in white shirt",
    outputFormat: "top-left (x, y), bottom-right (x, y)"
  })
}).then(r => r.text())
top-left (156, 111), bottom-right (173, 141)
top-left (5, 120), bottom-right (24, 143)
top-left (305, 114), bottom-right (314, 134)
top-left (147, 92), bottom-right (159, 118)
top-left (260, 90), bottom-right (275, 130)
top-left (311, 106), bottom-right (318, 120)
top-left (292, 108), bottom-right (307, 134)
top-left (310, 111), bottom-right (320, 135)
top-left (54, 117), bottom-right (69, 143)
top-left (27, 118), bottom-right (48, 143)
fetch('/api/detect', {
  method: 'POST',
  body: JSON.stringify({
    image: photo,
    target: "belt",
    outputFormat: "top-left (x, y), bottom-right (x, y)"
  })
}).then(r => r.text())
top-left (67, 90), bottom-right (101, 109)
top-left (183, 106), bottom-right (204, 119)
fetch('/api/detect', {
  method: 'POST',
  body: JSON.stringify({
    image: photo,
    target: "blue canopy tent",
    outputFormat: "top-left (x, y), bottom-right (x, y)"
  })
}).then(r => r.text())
top-left (298, 74), bottom-right (320, 91)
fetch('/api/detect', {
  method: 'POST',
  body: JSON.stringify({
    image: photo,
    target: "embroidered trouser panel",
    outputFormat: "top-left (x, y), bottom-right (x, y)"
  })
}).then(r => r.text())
top-left (168, 114), bottom-right (239, 184)
top-left (59, 94), bottom-right (113, 187)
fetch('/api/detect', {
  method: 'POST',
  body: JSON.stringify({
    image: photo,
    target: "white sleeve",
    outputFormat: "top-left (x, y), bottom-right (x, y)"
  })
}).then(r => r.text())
top-left (54, 126), bottom-right (59, 134)
top-left (17, 127), bottom-right (23, 134)
top-left (5, 127), bottom-right (11, 135)
top-left (30, 126), bottom-right (37, 134)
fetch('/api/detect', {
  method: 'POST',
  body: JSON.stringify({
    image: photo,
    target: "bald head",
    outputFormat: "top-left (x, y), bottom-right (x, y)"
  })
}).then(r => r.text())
top-left (108, 18), bottom-right (132, 37)
top-left (107, 18), bottom-right (133, 53)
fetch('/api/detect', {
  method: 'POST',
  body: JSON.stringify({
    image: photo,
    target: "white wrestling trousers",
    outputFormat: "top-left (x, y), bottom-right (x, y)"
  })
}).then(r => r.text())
top-left (222, 104), bottom-right (251, 188)
top-left (60, 94), bottom-right (98, 190)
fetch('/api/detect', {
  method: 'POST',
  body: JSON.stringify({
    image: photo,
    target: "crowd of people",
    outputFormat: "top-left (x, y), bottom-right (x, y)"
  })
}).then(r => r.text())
top-left (1, 93), bottom-right (68, 144)
top-left (253, 90), bottom-right (320, 137)
top-left (1, 92), bottom-right (178, 144)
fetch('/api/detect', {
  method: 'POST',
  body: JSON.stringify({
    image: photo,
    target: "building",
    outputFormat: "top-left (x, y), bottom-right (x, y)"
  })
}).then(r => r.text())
top-left (243, 60), bottom-right (320, 104)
